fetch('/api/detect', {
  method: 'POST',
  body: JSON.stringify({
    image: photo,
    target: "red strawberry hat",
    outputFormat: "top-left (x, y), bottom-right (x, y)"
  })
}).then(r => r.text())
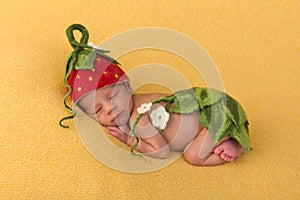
top-left (60, 24), bottom-right (129, 128)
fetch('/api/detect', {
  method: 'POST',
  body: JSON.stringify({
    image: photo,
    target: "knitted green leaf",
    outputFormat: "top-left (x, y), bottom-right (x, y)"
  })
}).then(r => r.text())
top-left (73, 50), bottom-right (96, 70)
top-left (198, 92), bottom-right (250, 153)
top-left (169, 89), bottom-right (200, 114)
top-left (193, 87), bottom-right (225, 109)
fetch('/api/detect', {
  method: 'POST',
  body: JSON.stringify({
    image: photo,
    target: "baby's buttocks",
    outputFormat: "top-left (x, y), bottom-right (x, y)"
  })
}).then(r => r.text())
top-left (163, 112), bottom-right (202, 151)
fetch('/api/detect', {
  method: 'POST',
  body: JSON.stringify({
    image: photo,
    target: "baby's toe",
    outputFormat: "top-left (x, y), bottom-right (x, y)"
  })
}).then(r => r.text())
top-left (214, 146), bottom-right (223, 155)
top-left (220, 153), bottom-right (226, 160)
top-left (220, 153), bottom-right (233, 162)
top-left (226, 155), bottom-right (234, 162)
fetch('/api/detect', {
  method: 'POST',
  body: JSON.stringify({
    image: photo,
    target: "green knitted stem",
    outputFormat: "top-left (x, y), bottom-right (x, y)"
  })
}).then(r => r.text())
top-left (66, 24), bottom-right (90, 49)
top-left (130, 113), bottom-right (144, 158)
top-left (59, 24), bottom-right (92, 128)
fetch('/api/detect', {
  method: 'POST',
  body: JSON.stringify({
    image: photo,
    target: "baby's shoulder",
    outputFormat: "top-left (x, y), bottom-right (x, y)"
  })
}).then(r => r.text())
top-left (130, 108), bottom-right (148, 123)
top-left (134, 93), bottom-right (169, 102)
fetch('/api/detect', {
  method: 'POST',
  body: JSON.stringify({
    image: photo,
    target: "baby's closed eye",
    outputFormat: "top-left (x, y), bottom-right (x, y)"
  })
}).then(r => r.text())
top-left (95, 106), bottom-right (102, 114)
top-left (110, 91), bottom-right (119, 99)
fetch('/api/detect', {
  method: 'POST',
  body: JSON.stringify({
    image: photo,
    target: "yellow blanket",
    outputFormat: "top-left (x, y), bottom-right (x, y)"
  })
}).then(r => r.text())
top-left (0, 1), bottom-right (299, 199)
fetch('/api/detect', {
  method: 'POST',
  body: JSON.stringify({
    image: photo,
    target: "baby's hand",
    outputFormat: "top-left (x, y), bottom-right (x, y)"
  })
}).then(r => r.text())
top-left (106, 126), bottom-right (129, 143)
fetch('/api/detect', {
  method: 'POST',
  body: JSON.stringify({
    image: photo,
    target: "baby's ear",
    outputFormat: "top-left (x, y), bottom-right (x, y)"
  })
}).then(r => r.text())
top-left (124, 82), bottom-right (134, 94)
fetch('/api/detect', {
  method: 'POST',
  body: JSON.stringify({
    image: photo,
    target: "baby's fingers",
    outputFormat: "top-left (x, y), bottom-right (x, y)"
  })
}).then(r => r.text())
top-left (107, 128), bottom-right (121, 138)
top-left (106, 126), bottom-right (119, 132)
top-left (107, 129), bottom-right (119, 137)
top-left (106, 127), bottom-right (128, 143)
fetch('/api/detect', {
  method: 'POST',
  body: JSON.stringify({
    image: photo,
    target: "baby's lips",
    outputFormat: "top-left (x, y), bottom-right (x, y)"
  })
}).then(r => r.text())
top-left (113, 112), bottom-right (126, 123)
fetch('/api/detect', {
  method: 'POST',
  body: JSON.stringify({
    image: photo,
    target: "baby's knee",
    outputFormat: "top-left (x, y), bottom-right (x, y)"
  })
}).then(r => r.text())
top-left (183, 150), bottom-right (206, 166)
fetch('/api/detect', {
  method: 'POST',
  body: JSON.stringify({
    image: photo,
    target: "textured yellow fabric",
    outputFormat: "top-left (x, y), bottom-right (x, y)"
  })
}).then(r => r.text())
top-left (0, 1), bottom-right (299, 199)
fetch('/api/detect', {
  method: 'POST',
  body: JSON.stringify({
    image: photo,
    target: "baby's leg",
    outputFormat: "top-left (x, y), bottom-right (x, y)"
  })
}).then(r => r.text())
top-left (183, 128), bottom-right (228, 166)
top-left (183, 127), bottom-right (245, 166)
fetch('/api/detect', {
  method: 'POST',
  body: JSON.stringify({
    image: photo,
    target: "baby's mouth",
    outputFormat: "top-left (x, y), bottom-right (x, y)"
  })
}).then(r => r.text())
top-left (112, 111), bottom-right (123, 122)
top-left (113, 111), bottom-right (129, 125)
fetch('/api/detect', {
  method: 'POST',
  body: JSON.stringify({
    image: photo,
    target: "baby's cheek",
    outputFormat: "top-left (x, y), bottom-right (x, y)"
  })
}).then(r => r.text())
top-left (94, 114), bottom-right (103, 123)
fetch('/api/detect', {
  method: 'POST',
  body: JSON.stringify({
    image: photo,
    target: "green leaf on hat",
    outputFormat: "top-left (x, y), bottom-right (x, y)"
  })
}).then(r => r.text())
top-left (73, 50), bottom-right (96, 70)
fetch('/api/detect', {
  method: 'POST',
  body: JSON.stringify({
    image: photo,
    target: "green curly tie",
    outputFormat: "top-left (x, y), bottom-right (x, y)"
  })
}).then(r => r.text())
top-left (59, 24), bottom-right (92, 128)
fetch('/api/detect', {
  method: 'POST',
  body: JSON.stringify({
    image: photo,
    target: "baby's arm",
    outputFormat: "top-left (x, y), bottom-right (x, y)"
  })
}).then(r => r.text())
top-left (127, 130), bottom-right (170, 159)
top-left (131, 114), bottom-right (170, 158)
top-left (107, 117), bottom-right (170, 158)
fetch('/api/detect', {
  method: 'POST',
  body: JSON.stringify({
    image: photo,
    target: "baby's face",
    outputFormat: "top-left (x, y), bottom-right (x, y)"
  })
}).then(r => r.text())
top-left (77, 83), bottom-right (133, 127)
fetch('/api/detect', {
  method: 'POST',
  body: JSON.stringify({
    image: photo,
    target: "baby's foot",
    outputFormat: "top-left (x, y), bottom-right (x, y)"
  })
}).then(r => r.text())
top-left (213, 139), bottom-right (244, 162)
